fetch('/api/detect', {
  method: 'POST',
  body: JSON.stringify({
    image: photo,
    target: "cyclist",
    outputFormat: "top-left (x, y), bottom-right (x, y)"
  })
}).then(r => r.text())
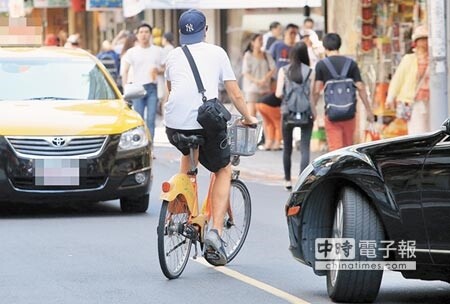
top-left (164, 9), bottom-right (258, 266)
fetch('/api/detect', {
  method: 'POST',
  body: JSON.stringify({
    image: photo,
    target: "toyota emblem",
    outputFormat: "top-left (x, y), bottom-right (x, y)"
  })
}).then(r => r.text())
top-left (51, 137), bottom-right (66, 147)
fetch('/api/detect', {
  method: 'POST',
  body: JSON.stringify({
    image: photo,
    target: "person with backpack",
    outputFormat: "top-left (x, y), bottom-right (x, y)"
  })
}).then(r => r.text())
top-left (276, 42), bottom-right (315, 191)
top-left (97, 40), bottom-right (121, 86)
top-left (312, 33), bottom-right (374, 152)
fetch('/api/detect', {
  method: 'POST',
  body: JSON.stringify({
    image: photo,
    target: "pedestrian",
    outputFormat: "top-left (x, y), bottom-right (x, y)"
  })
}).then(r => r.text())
top-left (97, 40), bottom-right (121, 86)
top-left (276, 42), bottom-right (314, 191)
top-left (158, 32), bottom-right (176, 115)
top-left (262, 21), bottom-right (282, 51)
top-left (64, 33), bottom-right (81, 49)
top-left (164, 9), bottom-right (258, 265)
top-left (119, 32), bottom-right (137, 91)
top-left (300, 29), bottom-right (322, 68)
top-left (303, 17), bottom-right (315, 31)
top-left (268, 23), bottom-right (299, 73)
top-left (162, 32), bottom-right (175, 57)
top-left (44, 34), bottom-right (59, 46)
top-left (112, 29), bottom-right (129, 56)
top-left (312, 33), bottom-right (374, 151)
top-left (242, 33), bottom-right (276, 117)
top-left (386, 25), bottom-right (429, 135)
top-left (121, 23), bottom-right (163, 141)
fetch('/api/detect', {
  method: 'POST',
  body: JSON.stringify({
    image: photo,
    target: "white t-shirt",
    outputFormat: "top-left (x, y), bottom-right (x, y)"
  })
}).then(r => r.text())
top-left (122, 44), bottom-right (162, 85)
top-left (164, 42), bottom-right (236, 130)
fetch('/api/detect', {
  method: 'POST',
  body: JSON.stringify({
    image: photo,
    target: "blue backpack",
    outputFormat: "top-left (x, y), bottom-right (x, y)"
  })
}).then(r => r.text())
top-left (322, 57), bottom-right (357, 121)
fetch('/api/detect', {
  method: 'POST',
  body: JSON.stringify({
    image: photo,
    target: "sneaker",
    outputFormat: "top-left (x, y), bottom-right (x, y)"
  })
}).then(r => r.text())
top-left (284, 180), bottom-right (292, 191)
top-left (204, 229), bottom-right (227, 266)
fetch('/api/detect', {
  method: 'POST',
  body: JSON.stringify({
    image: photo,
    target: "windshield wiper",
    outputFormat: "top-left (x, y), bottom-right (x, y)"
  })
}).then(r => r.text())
top-left (25, 97), bottom-right (75, 100)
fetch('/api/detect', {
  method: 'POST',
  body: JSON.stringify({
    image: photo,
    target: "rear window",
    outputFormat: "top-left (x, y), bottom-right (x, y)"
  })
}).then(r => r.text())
top-left (0, 57), bottom-right (118, 100)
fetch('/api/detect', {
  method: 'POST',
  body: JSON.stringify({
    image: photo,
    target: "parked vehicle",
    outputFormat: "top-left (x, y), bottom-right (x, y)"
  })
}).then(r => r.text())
top-left (0, 47), bottom-right (152, 212)
top-left (285, 119), bottom-right (450, 302)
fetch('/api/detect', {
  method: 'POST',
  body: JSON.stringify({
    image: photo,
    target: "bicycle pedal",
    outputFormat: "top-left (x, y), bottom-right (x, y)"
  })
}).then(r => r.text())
top-left (193, 241), bottom-right (199, 259)
top-left (204, 247), bottom-right (227, 266)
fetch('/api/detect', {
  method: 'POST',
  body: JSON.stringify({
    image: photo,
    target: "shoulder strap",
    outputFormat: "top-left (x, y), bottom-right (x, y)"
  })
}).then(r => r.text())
top-left (340, 58), bottom-right (352, 78)
top-left (322, 57), bottom-right (340, 79)
top-left (304, 66), bottom-right (312, 82)
top-left (182, 45), bottom-right (207, 102)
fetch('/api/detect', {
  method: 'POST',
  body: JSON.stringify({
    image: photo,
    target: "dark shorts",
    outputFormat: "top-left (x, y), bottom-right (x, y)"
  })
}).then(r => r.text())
top-left (166, 127), bottom-right (230, 173)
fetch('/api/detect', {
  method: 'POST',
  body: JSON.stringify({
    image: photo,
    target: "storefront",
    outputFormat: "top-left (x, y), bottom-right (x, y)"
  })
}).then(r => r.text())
top-left (327, 0), bottom-right (427, 141)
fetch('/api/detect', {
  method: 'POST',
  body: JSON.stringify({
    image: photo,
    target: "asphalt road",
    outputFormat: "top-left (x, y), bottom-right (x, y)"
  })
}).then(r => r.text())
top-left (0, 147), bottom-right (449, 304)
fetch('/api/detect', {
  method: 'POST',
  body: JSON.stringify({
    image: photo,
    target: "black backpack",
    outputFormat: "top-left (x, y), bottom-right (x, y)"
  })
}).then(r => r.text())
top-left (322, 57), bottom-right (357, 121)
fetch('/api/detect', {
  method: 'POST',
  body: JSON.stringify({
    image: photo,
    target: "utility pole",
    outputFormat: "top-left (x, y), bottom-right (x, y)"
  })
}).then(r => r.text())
top-left (428, 0), bottom-right (448, 130)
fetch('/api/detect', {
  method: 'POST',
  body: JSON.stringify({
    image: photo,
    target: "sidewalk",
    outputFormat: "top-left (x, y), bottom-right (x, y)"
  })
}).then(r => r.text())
top-left (153, 116), bottom-right (325, 186)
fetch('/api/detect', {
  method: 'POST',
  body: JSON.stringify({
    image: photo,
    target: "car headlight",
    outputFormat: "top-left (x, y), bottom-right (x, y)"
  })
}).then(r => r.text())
top-left (118, 126), bottom-right (149, 151)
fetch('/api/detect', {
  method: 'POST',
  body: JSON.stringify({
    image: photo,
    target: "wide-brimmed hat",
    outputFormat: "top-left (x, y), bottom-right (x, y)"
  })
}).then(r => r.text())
top-left (412, 25), bottom-right (428, 41)
top-left (178, 9), bottom-right (206, 45)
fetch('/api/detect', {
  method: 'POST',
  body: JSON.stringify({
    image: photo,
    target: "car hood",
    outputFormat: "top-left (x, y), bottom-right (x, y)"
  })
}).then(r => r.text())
top-left (0, 100), bottom-right (143, 136)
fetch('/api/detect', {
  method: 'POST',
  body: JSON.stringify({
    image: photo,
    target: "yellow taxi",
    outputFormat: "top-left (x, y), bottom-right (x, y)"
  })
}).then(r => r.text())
top-left (0, 47), bottom-right (152, 212)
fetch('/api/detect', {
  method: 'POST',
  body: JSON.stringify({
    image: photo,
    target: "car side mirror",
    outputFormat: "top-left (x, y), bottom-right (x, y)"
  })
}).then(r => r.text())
top-left (442, 118), bottom-right (450, 135)
top-left (123, 84), bottom-right (146, 107)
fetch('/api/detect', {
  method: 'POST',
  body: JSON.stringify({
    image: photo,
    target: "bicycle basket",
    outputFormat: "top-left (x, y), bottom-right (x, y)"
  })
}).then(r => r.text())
top-left (227, 115), bottom-right (262, 156)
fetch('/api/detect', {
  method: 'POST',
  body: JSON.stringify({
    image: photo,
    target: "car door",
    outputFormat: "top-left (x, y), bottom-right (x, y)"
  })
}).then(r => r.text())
top-left (421, 135), bottom-right (450, 265)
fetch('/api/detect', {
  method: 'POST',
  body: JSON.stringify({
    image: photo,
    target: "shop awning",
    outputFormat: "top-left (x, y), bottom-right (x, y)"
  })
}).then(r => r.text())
top-left (124, 0), bottom-right (321, 17)
top-left (144, 0), bottom-right (322, 9)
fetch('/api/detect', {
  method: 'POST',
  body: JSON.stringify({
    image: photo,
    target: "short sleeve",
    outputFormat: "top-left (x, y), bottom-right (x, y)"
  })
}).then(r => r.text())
top-left (349, 61), bottom-right (362, 82)
top-left (268, 42), bottom-right (277, 60)
top-left (314, 60), bottom-right (325, 82)
top-left (219, 48), bottom-right (236, 82)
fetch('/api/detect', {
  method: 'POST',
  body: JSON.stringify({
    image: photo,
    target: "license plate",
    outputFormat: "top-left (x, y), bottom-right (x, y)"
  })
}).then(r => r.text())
top-left (34, 159), bottom-right (80, 186)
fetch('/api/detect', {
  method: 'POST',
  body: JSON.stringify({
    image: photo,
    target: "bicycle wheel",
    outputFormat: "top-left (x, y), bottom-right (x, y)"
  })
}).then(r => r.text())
top-left (157, 199), bottom-right (192, 279)
top-left (221, 179), bottom-right (251, 263)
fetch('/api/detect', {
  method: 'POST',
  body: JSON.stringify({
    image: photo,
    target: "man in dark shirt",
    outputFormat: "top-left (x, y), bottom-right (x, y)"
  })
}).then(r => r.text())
top-left (268, 23), bottom-right (299, 73)
top-left (312, 33), bottom-right (374, 151)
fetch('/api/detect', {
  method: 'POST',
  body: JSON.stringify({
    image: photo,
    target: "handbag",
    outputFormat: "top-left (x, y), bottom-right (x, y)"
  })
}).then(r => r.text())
top-left (396, 64), bottom-right (429, 122)
top-left (182, 46), bottom-right (231, 135)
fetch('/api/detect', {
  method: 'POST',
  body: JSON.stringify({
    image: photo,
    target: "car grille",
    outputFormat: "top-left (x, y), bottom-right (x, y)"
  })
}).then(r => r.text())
top-left (6, 136), bottom-right (107, 157)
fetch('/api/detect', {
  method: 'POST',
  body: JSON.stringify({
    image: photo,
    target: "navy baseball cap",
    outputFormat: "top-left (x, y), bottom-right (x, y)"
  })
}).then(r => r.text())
top-left (178, 9), bottom-right (206, 45)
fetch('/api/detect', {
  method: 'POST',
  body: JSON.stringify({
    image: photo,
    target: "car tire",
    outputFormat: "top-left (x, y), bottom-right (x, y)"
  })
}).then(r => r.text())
top-left (120, 194), bottom-right (149, 213)
top-left (326, 187), bottom-right (384, 303)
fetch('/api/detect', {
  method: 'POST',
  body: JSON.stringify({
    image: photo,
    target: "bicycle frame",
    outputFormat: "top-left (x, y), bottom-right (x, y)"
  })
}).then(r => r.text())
top-left (160, 149), bottom-right (216, 243)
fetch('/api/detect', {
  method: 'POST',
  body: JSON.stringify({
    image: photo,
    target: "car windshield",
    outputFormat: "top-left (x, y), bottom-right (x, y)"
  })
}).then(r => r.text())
top-left (0, 57), bottom-right (118, 100)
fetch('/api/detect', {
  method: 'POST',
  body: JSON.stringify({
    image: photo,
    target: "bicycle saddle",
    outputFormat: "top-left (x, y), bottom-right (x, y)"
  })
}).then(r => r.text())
top-left (172, 133), bottom-right (205, 148)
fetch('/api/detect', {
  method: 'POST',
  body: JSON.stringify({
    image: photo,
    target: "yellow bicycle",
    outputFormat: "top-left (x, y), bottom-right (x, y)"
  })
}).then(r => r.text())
top-left (157, 118), bottom-right (259, 279)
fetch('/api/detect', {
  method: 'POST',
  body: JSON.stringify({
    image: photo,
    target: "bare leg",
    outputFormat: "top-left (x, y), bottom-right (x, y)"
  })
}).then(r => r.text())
top-left (180, 149), bottom-right (199, 174)
top-left (211, 164), bottom-right (232, 235)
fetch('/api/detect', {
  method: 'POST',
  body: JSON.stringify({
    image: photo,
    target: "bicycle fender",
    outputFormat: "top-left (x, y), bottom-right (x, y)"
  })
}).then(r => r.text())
top-left (160, 173), bottom-right (198, 216)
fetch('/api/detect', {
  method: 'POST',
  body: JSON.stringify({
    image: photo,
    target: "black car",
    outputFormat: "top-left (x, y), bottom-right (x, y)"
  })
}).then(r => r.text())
top-left (285, 119), bottom-right (450, 302)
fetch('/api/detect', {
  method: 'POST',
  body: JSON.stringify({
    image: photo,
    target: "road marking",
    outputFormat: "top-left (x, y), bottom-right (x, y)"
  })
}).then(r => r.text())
top-left (194, 258), bottom-right (310, 304)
